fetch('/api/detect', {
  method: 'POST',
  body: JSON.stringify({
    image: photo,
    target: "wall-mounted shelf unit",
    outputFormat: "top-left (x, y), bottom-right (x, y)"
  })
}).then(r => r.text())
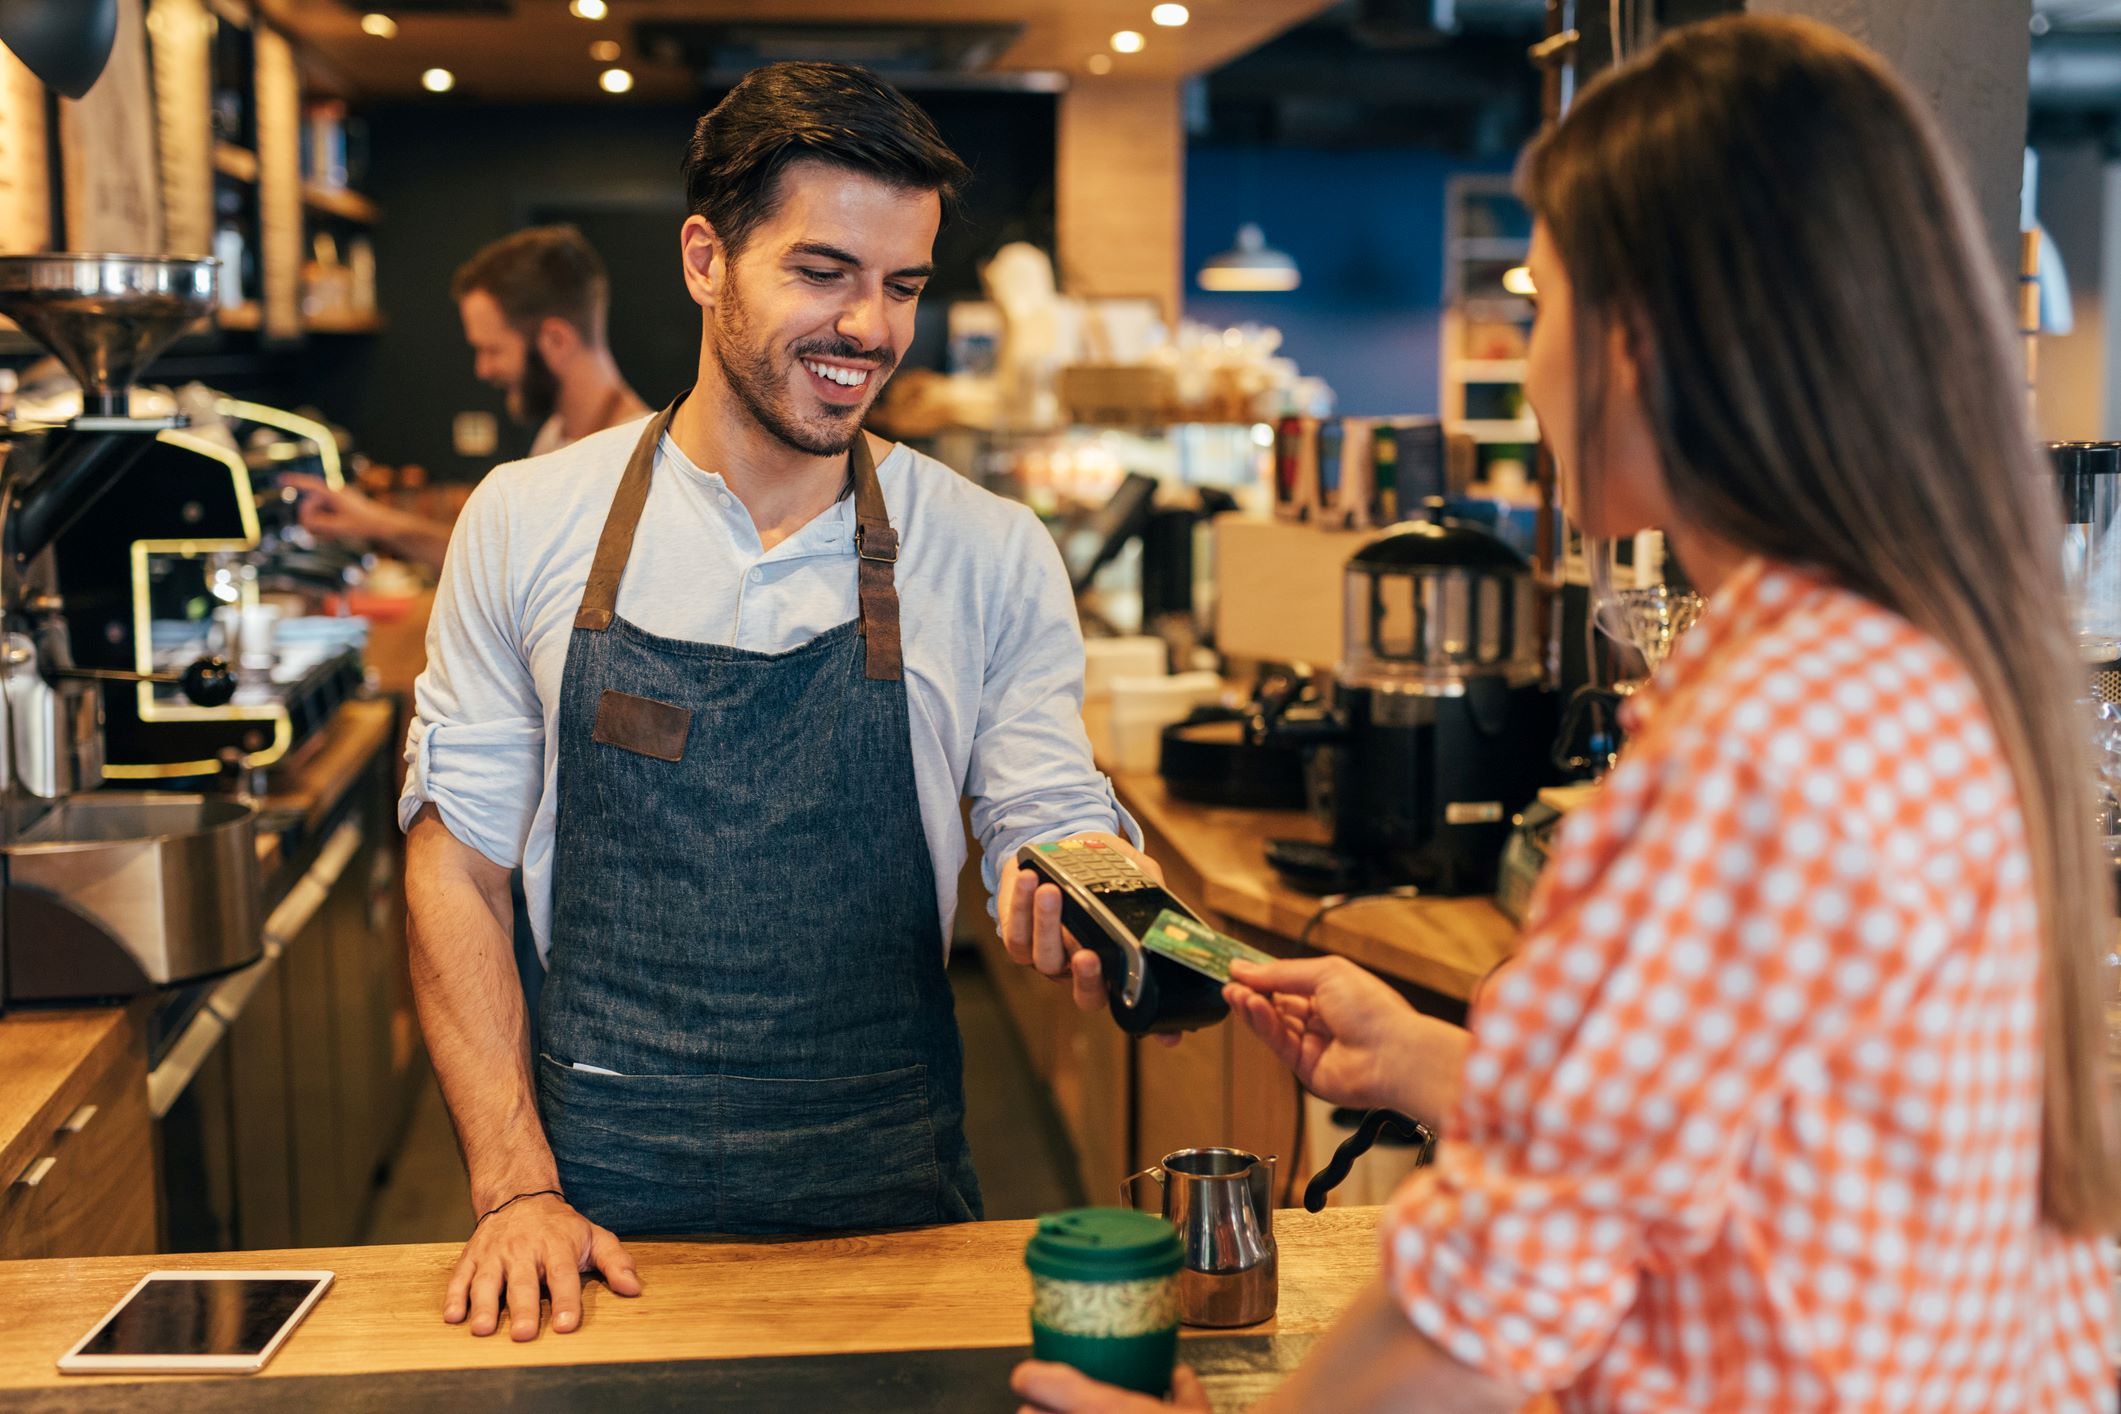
top-left (302, 309), bottom-right (384, 336)
top-left (1440, 174), bottom-right (1538, 467)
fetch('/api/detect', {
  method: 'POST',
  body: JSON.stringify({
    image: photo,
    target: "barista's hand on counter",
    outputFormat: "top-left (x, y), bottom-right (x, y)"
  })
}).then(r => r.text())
top-left (445, 1191), bottom-right (642, 1341)
top-left (999, 833), bottom-right (1163, 1016)
top-left (1224, 957), bottom-right (1467, 1130)
top-left (1011, 1360), bottom-right (1210, 1412)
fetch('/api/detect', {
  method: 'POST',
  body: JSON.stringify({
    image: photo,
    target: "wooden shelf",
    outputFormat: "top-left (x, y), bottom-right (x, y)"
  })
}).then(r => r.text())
top-left (302, 184), bottom-right (380, 224)
top-left (218, 302), bottom-right (262, 332)
top-left (303, 308), bottom-right (385, 335)
top-left (1451, 358), bottom-right (1527, 382)
top-left (1456, 417), bottom-right (1542, 444)
top-left (212, 142), bottom-right (259, 184)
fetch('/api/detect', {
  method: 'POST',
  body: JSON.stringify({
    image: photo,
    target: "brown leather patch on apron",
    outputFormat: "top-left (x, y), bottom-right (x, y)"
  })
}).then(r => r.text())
top-left (591, 689), bottom-right (691, 762)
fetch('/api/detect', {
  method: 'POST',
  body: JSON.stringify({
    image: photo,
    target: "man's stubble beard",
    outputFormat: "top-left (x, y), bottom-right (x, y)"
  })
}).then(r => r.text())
top-left (710, 272), bottom-right (892, 459)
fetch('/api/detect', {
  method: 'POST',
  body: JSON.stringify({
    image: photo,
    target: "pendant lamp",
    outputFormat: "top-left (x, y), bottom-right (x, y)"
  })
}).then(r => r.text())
top-left (0, 0), bottom-right (118, 99)
top-left (1197, 223), bottom-right (1300, 293)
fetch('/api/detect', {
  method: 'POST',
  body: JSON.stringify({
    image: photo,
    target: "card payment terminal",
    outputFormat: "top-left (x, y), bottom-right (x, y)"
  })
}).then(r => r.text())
top-left (1014, 839), bottom-right (1229, 1035)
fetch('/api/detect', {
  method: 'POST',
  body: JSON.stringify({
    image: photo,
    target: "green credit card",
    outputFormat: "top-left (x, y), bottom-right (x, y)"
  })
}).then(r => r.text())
top-left (1139, 909), bottom-right (1275, 984)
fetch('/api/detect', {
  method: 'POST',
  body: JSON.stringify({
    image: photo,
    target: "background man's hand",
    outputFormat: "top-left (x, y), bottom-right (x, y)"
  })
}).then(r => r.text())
top-left (281, 472), bottom-right (395, 543)
top-left (445, 1191), bottom-right (643, 1340)
top-left (998, 833), bottom-right (1163, 1015)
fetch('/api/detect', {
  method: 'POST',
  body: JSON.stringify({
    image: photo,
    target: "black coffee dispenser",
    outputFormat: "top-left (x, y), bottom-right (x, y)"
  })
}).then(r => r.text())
top-left (1257, 514), bottom-right (1557, 895)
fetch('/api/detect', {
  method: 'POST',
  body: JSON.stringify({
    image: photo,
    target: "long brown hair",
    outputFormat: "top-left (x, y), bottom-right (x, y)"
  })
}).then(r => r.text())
top-left (1523, 15), bottom-right (2121, 1233)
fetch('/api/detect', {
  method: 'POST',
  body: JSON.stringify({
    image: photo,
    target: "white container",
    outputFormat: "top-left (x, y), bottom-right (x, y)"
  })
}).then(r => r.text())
top-left (1107, 671), bottom-right (1223, 775)
top-left (1084, 637), bottom-right (1168, 702)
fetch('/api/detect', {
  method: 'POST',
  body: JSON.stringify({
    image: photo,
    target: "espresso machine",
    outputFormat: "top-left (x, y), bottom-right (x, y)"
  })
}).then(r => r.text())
top-left (1256, 513), bottom-right (1558, 895)
top-left (0, 254), bottom-right (261, 1007)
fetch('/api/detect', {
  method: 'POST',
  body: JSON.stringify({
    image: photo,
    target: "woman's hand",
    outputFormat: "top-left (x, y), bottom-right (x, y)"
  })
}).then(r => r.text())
top-left (1010, 1361), bottom-right (1210, 1412)
top-left (1223, 956), bottom-right (1467, 1128)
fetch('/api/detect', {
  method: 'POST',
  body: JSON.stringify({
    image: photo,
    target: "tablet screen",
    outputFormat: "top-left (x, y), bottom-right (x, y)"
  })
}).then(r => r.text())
top-left (76, 1277), bottom-right (326, 1358)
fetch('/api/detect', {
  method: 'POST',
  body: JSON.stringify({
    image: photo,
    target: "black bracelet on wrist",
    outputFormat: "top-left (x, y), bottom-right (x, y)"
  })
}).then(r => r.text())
top-left (476, 1188), bottom-right (563, 1227)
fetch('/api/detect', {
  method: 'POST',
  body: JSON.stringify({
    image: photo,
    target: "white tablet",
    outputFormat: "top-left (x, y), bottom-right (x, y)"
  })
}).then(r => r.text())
top-left (57, 1270), bottom-right (334, 1375)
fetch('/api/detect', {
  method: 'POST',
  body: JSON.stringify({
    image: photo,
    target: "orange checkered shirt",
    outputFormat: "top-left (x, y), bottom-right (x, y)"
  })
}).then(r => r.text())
top-left (1382, 560), bottom-right (2117, 1410)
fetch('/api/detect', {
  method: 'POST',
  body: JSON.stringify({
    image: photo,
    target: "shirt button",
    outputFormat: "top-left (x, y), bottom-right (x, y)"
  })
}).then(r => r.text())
top-left (749, 568), bottom-right (763, 583)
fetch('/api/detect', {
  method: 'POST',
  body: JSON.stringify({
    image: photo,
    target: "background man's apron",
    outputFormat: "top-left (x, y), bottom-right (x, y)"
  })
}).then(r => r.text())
top-left (533, 402), bottom-right (981, 1236)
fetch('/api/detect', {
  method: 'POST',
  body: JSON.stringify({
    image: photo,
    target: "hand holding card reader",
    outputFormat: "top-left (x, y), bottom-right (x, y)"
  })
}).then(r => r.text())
top-left (1016, 839), bottom-right (1228, 1034)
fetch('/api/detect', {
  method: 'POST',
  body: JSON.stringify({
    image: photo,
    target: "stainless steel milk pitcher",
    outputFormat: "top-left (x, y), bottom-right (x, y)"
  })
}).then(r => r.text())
top-left (1122, 1146), bottom-right (1278, 1327)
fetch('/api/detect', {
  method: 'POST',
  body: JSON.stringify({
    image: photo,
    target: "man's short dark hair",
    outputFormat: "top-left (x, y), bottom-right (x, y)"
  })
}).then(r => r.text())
top-left (451, 224), bottom-right (609, 344)
top-left (682, 62), bottom-right (970, 258)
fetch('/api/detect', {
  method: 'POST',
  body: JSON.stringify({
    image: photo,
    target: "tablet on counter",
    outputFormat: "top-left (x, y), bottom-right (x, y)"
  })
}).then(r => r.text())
top-left (57, 1270), bottom-right (334, 1375)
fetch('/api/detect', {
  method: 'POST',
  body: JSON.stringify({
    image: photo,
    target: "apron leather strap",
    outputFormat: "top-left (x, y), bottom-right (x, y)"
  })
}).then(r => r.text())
top-left (574, 397), bottom-right (905, 683)
top-left (850, 433), bottom-right (903, 683)
top-left (573, 400), bottom-right (673, 633)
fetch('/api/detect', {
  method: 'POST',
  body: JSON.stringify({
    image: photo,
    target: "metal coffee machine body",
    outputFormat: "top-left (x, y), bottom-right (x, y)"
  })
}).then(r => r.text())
top-left (1262, 516), bottom-right (1556, 895)
top-left (0, 254), bottom-right (261, 1009)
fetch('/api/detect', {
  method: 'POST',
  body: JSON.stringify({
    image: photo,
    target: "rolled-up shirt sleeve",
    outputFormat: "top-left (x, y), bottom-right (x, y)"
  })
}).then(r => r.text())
top-left (398, 471), bottom-right (545, 870)
top-left (964, 505), bottom-right (1140, 904)
top-left (1381, 731), bottom-right (1925, 1392)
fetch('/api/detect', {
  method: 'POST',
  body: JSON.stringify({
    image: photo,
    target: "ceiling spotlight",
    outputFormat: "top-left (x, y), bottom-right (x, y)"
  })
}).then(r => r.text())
top-left (590, 39), bottom-right (621, 61)
top-left (1086, 54), bottom-right (1114, 75)
top-left (359, 13), bottom-right (397, 38)
top-left (1501, 265), bottom-right (1537, 297)
top-left (421, 67), bottom-right (455, 93)
top-left (599, 67), bottom-right (634, 94)
top-left (568, 0), bottom-right (607, 19)
top-left (1111, 30), bottom-right (1145, 54)
top-left (1152, 4), bottom-right (1190, 25)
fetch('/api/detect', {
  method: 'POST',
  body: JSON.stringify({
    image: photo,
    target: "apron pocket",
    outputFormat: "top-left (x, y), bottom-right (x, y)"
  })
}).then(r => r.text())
top-left (536, 1054), bottom-right (719, 1236)
top-left (716, 1063), bottom-right (943, 1235)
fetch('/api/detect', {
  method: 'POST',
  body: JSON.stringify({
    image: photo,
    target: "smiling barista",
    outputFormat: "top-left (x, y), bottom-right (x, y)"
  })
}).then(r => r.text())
top-left (401, 62), bottom-right (1150, 1342)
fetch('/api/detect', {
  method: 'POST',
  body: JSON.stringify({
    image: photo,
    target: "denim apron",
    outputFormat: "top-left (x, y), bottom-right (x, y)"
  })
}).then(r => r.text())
top-left (534, 400), bottom-right (981, 1236)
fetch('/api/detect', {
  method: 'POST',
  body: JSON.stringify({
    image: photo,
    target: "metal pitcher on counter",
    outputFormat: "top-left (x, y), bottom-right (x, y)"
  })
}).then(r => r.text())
top-left (1122, 1147), bottom-right (1277, 1327)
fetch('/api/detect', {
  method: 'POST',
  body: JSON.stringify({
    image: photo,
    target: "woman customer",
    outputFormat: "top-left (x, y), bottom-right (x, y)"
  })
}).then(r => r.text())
top-left (1013, 14), bottom-right (2118, 1412)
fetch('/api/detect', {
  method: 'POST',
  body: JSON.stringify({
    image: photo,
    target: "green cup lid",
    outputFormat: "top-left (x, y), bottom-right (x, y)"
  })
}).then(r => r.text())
top-left (1025, 1207), bottom-right (1184, 1282)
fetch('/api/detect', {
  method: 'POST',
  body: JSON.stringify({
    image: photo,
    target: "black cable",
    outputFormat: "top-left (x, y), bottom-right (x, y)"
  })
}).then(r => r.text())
top-left (1276, 886), bottom-right (1423, 1207)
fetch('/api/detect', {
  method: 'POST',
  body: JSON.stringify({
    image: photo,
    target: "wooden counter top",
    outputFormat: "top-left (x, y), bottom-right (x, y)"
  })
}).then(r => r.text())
top-left (0, 1206), bottom-right (1383, 1392)
top-left (258, 697), bottom-right (397, 839)
top-left (0, 1007), bottom-right (141, 1189)
top-left (1112, 771), bottom-right (1518, 1002)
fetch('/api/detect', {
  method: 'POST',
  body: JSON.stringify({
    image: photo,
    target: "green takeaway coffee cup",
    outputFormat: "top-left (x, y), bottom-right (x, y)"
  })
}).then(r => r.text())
top-left (1025, 1207), bottom-right (1184, 1395)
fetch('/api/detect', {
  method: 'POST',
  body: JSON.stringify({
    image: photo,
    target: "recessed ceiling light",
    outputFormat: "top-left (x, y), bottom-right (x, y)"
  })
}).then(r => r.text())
top-left (1152, 4), bottom-right (1190, 25)
top-left (569, 0), bottom-right (608, 19)
top-left (590, 39), bottom-right (621, 62)
top-left (1086, 54), bottom-right (1114, 75)
top-left (421, 67), bottom-right (455, 93)
top-left (1111, 30), bottom-right (1145, 54)
top-left (599, 67), bottom-right (634, 94)
top-left (359, 13), bottom-right (396, 38)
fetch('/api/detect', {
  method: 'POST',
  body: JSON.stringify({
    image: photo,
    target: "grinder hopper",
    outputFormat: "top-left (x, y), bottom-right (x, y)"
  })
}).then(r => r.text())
top-left (0, 253), bottom-right (218, 424)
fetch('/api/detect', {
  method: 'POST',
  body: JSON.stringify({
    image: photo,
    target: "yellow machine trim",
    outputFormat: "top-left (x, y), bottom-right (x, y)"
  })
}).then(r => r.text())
top-left (107, 429), bottom-right (291, 776)
top-left (213, 398), bottom-right (345, 490)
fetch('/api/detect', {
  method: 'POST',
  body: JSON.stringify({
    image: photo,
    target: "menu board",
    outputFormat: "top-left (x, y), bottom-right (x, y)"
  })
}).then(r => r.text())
top-left (62, 0), bottom-right (167, 255)
top-left (0, 47), bottom-right (50, 253)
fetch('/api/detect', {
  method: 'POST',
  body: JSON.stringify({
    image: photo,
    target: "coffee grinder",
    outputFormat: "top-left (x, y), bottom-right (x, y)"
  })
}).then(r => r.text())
top-left (1255, 513), bottom-right (1558, 895)
top-left (0, 254), bottom-right (261, 1008)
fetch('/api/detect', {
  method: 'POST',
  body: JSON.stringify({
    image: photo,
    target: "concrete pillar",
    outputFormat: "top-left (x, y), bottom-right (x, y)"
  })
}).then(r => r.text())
top-left (1738, 0), bottom-right (2032, 283)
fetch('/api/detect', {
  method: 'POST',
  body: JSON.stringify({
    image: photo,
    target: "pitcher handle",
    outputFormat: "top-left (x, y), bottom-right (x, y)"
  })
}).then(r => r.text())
top-left (1119, 1166), bottom-right (1165, 1209)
